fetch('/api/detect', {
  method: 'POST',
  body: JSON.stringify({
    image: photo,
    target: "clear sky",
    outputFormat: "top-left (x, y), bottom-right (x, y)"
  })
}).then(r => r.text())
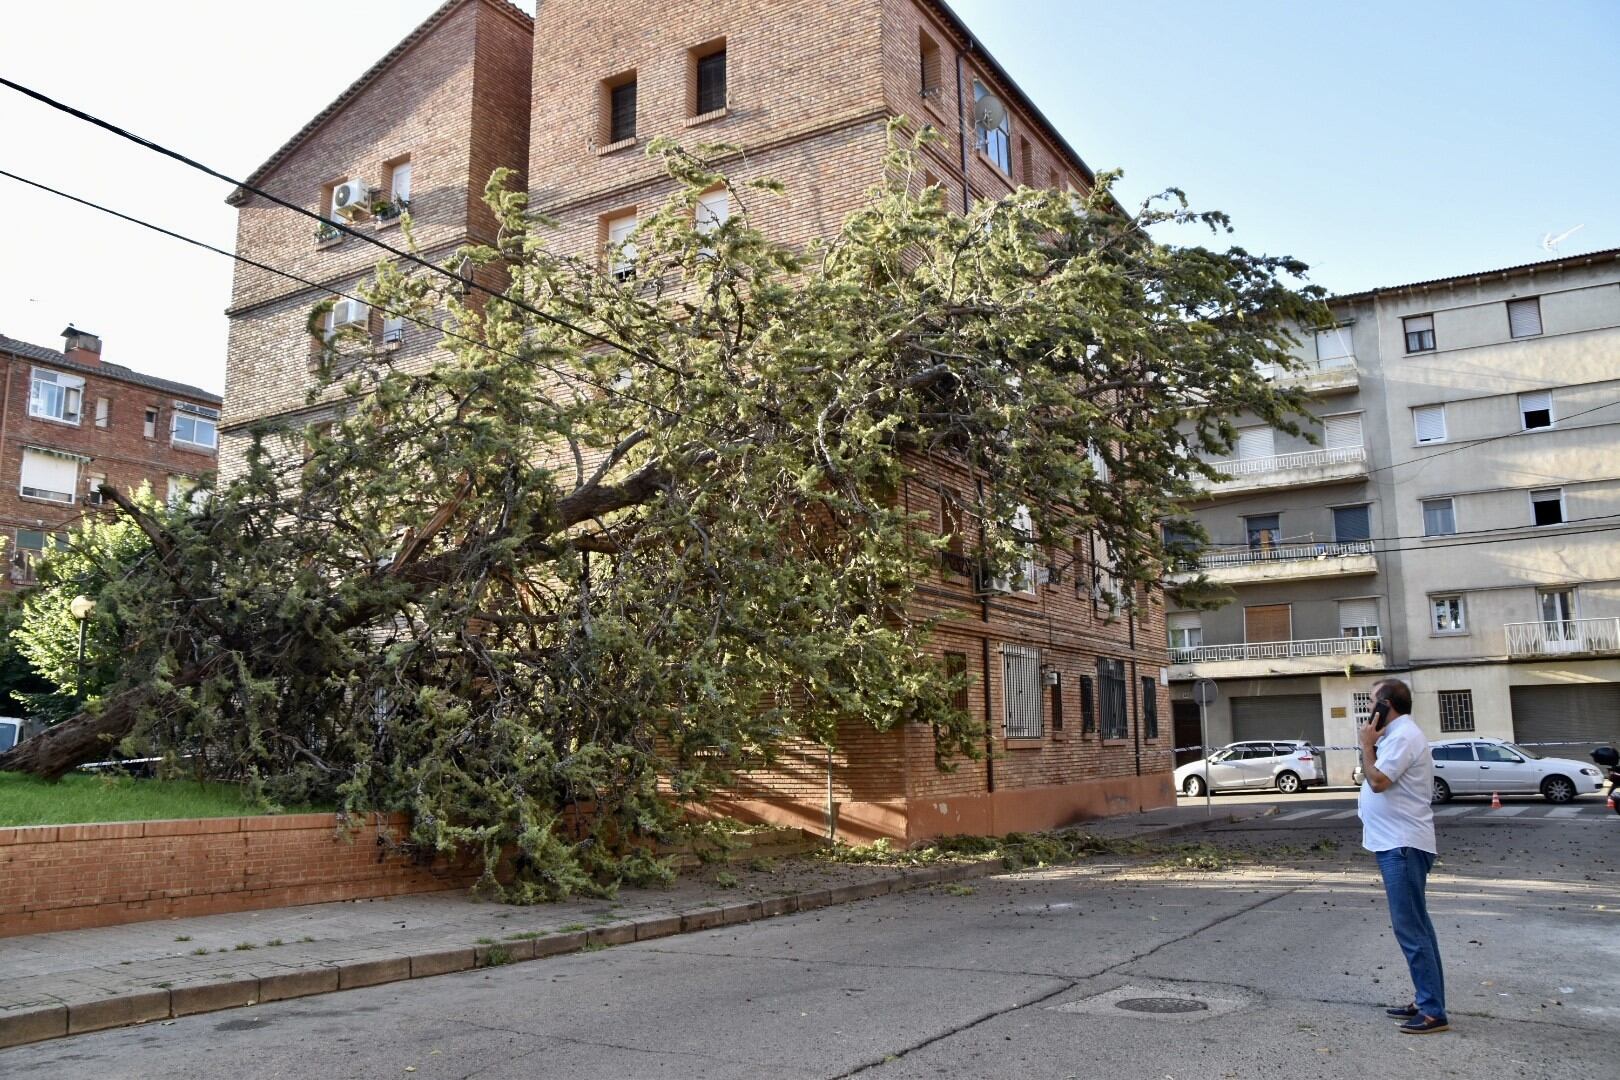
top-left (1, 1), bottom-right (1615, 395)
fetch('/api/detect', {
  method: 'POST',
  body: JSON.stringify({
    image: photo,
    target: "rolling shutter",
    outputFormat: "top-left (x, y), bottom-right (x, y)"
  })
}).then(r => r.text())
top-left (1314, 327), bottom-right (1353, 364)
top-left (1324, 413), bottom-right (1362, 449)
top-left (19, 448), bottom-right (80, 503)
top-left (1244, 604), bottom-right (1292, 643)
top-left (1507, 298), bottom-right (1542, 339)
top-left (1413, 405), bottom-right (1447, 444)
top-left (1231, 695), bottom-right (1325, 745)
top-left (696, 189), bottom-right (729, 234)
top-left (1510, 684), bottom-right (1620, 758)
top-left (1235, 427), bottom-right (1274, 460)
top-left (1338, 598), bottom-right (1379, 637)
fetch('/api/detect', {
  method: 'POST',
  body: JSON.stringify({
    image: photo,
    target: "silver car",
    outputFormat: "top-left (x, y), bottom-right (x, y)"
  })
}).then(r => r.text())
top-left (1429, 738), bottom-right (1605, 804)
top-left (1175, 740), bottom-right (1322, 796)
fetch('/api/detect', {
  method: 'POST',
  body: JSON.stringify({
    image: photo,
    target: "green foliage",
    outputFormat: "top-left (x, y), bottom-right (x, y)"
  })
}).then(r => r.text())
top-left (0, 128), bottom-right (1318, 901)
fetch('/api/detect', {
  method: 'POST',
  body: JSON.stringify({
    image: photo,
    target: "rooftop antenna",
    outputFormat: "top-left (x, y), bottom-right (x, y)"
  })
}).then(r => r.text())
top-left (1542, 224), bottom-right (1584, 253)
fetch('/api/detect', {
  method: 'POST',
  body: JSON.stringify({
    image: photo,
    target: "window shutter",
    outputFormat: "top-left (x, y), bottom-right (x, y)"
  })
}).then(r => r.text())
top-left (1323, 413), bottom-right (1362, 449)
top-left (1168, 612), bottom-right (1201, 632)
top-left (1413, 405), bottom-right (1446, 444)
top-left (1507, 298), bottom-right (1542, 338)
top-left (1333, 504), bottom-right (1371, 542)
top-left (1404, 314), bottom-right (1433, 334)
top-left (20, 449), bottom-right (80, 502)
top-left (1244, 604), bottom-right (1292, 643)
top-left (1314, 327), bottom-right (1353, 363)
top-left (1002, 645), bottom-right (1041, 739)
top-left (1519, 390), bottom-right (1552, 429)
top-left (696, 189), bottom-right (729, 234)
top-left (1235, 427), bottom-right (1275, 460)
top-left (1338, 598), bottom-right (1379, 635)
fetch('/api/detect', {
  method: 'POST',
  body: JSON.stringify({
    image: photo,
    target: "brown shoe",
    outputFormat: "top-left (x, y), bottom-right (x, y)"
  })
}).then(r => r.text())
top-left (1399, 1015), bottom-right (1450, 1034)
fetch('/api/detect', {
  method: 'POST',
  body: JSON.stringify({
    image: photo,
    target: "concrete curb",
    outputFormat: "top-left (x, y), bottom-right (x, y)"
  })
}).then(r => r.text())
top-left (0, 807), bottom-right (1264, 1050)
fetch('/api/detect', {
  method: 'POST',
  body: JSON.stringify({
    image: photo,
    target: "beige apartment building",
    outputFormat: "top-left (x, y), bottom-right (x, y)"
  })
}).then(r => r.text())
top-left (1168, 249), bottom-right (1620, 782)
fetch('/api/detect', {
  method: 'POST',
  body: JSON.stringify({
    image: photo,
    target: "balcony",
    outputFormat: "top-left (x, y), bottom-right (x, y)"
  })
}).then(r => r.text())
top-left (1169, 540), bottom-right (1377, 587)
top-left (1193, 445), bottom-right (1369, 496)
top-left (1258, 357), bottom-right (1359, 395)
top-left (1504, 618), bottom-right (1620, 659)
top-left (1169, 635), bottom-right (1384, 680)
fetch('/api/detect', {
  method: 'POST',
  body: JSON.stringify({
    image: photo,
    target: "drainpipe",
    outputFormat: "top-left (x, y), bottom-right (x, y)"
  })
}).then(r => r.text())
top-left (954, 46), bottom-right (971, 214)
top-left (975, 477), bottom-right (994, 794)
top-left (1130, 604), bottom-right (1141, 778)
top-left (825, 743), bottom-right (837, 844)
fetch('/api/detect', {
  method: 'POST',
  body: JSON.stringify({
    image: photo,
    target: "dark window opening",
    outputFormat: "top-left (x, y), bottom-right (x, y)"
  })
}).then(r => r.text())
top-left (1141, 675), bottom-right (1158, 739)
top-left (1079, 674), bottom-right (1096, 734)
top-left (1050, 673), bottom-right (1064, 732)
top-left (609, 79), bottom-right (637, 143)
top-left (1097, 658), bottom-right (1127, 739)
top-left (696, 49), bottom-right (726, 114)
top-left (944, 652), bottom-right (970, 715)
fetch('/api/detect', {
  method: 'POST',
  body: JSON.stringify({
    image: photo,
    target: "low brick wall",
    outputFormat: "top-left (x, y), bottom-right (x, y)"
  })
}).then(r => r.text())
top-left (0, 813), bottom-right (477, 938)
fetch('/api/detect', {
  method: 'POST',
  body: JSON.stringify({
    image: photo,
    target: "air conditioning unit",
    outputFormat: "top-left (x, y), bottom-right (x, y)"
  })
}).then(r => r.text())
top-left (331, 299), bottom-right (369, 329)
top-left (975, 563), bottom-right (1013, 595)
top-left (331, 180), bottom-right (371, 220)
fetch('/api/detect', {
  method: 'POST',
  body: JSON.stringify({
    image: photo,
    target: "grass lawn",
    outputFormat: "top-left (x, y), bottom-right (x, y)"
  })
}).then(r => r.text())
top-left (0, 771), bottom-right (333, 827)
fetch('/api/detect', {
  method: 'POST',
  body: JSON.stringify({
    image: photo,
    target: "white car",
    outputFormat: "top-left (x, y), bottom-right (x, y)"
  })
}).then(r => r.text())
top-left (1429, 737), bottom-right (1604, 804)
top-left (0, 717), bottom-right (24, 753)
top-left (1175, 740), bottom-right (1322, 797)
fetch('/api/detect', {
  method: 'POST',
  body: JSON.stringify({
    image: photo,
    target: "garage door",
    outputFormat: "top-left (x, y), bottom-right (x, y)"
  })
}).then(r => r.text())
top-left (1510, 684), bottom-right (1620, 758)
top-left (1231, 695), bottom-right (1325, 744)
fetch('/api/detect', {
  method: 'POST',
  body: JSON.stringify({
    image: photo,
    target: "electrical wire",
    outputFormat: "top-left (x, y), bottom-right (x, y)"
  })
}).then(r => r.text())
top-left (0, 76), bottom-right (675, 375)
top-left (0, 167), bottom-right (706, 429)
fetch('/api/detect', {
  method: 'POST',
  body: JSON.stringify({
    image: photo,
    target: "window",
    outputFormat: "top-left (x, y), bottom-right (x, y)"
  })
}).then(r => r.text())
top-left (1019, 136), bottom-right (1034, 187)
top-left (1476, 742), bottom-right (1520, 764)
top-left (1234, 426), bottom-right (1275, 460)
top-left (918, 30), bottom-right (942, 99)
top-left (1431, 595), bottom-right (1466, 634)
top-left (1167, 612), bottom-right (1202, 652)
top-left (144, 407), bottom-right (158, 439)
top-left (605, 212), bottom-right (638, 280)
top-left (1141, 675), bottom-right (1158, 739)
top-left (1518, 390), bottom-right (1553, 430)
top-left (12, 529), bottom-right (46, 584)
top-left (1244, 603), bottom-right (1292, 643)
top-left (1530, 487), bottom-right (1564, 526)
top-left (389, 158), bottom-right (412, 202)
top-left (1079, 674), bottom-right (1096, 734)
top-left (944, 651), bottom-right (970, 715)
top-left (1050, 672), bottom-right (1064, 732)
top-left (1403, 314), bottom-right (1435, 353)
top-left (1097, 658), bottom-right (1127, 739)
top-left (19, 447), bottom-right (80, 503)
top-left (940, 491), bottom-right (971, 578)
top-left (1506, 297), bottom-right (1542, 339)
top-left (1352, 692), bottom-right (1373, 726)
top-left (171, 404), bottom-right (219, 450)
top-left (28, 368), bottom-right (84, 424)
top-left (86, 472), bottom-right (106, 506)
top-left (694, 44), bottom-right (726, 115)
top-left (1539, 588), bottom-right (1576, 638)
top-left (606, 75), bottom-right (637, 144)
top-left (382, 314), bottom-right (406, 347)
top-left (696, 188), bottom-right (729, 256)
top-left (1011, 504), bottom-right (1037, 592)
top-left (167, 474), bottom-right (206, 511)
top-left (1245, 513), bottom-right (1280, 550)
top-left (94, 397), bottom-right (110, 428)
top-left (1437, 690), bottom-right (1475, 733)
top-left (1432, 744), bottom-right (1474, 762)
top-left (1422, 497), bottom-right (1456, 536)
top-left (973, 81), bottom-right (1011, 174)
top-left (1324, 412), bottom-right (1362, 450)
top-left (1338, 598), bottom-right (1379, 641)
top-left (1002, 645), bottom-right (1042, 739)
top-left (1333, 504), bottom-right (1371, 543)
top-left (1413, 404), bottom-right (1447, 444)
top-left (1315, 325), bottom-right (1354, 366)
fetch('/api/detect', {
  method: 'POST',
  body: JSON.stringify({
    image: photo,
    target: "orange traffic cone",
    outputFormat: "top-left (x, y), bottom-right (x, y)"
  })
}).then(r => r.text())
top-left (1607, 791), bottom-right (1615, 811)
top-left (1491, 791), bottom-right (1502, 809)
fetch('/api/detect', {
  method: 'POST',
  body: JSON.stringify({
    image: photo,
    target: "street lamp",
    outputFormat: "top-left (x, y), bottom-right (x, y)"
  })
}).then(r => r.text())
top-left (70, 594), bottom-right (96, 703)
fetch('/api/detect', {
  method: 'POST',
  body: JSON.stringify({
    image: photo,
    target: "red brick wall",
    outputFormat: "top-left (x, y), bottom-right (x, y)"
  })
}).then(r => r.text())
top-left (0, 813), bottom-right (475, 937)
top-left (0, 353), bottom-right (218, 590)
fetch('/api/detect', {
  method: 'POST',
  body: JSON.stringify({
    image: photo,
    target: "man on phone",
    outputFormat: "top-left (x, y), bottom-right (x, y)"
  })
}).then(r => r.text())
top-left (1358, 678), bottom-right (1448, 1034)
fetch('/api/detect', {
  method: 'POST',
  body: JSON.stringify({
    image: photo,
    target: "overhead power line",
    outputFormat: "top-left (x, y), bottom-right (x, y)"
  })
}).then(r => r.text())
top-left (0, 167), bottom-right (699, 429)
top-left (0, 76), bottom-right (674, 375)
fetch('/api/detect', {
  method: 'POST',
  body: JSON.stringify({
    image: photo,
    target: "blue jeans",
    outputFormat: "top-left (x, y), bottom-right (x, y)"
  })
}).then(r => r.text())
top-left (1376, 846), bottom-right (1445, 1019)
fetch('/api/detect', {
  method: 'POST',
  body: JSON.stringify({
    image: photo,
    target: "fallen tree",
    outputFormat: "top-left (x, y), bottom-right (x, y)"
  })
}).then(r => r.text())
top-left (1, 131), bottom-right (1319, 897)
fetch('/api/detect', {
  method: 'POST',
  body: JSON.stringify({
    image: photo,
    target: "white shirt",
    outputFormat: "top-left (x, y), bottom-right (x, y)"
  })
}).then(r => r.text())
top-left (1358, 713), bottom-right (1436, 854)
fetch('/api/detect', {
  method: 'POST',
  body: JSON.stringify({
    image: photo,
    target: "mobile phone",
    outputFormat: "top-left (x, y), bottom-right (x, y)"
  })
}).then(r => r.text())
top-left (1370, 698), bottom-right (1392, 732)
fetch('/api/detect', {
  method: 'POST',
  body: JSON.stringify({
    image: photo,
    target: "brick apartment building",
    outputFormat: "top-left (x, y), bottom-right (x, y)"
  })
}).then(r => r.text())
top-left (0, 327), bottom-right (221, 588)
top-left (221, 0), bottom-right (1174, 842)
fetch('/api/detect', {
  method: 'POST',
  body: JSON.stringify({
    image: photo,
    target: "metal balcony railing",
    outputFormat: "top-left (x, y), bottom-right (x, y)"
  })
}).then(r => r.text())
top-left (1504, 618), bottom-right (1620, 658)
top-left (1172, 636), bottom-right (1382, 664)
top-left (1198, 539), bottom-right (1374, 569)
top-left (1256, 356), bottom-right (1356, 381)
top-left (1206, 445), bottom-right (1367, 480)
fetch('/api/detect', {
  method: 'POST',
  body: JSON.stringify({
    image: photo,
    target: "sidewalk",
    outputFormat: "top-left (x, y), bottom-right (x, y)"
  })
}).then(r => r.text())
top-left (0, 802), bottom-right (1272, 1050)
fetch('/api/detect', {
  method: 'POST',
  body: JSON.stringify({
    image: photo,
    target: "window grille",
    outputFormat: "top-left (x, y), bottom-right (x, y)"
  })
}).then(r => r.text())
top-left (1437, 690), bottom-right (1475, 733)
top-left (696, 50), bottom-right (726, 114)
top-left (1002, 645), bottom-right (1041, 739)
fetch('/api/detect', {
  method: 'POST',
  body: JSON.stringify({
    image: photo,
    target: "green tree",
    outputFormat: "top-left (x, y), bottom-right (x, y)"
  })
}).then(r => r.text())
top-left (0, 130), bottom-right (1319, 897)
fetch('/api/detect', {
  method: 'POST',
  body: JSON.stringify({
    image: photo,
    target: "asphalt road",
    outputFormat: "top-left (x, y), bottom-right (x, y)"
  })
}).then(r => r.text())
top-left (5, 796), bottom-right (1616, 1079)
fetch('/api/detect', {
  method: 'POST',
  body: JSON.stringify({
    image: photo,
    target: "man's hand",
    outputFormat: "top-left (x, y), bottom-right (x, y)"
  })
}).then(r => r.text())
top-left (1359, 722), bottom-right (1392, 792)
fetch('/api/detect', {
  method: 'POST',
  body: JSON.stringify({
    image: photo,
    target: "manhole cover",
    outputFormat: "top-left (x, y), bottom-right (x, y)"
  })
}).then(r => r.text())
top-left (1114, 997), bottom-right (1210, 1015)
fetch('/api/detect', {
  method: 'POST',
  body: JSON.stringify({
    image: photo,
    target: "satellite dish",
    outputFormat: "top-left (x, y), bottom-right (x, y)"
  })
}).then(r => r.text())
top-left (973, 92), bottom-right (1007, 130)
